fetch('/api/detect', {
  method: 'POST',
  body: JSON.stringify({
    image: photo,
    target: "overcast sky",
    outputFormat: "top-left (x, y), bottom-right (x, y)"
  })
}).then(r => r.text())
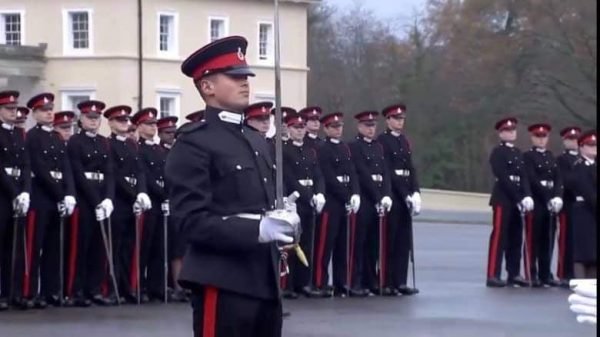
top-left (325, 0), bottom-right (427, 18)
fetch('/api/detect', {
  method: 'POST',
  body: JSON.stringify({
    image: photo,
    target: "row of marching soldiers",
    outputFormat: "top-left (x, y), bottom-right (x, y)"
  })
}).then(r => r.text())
top-left (242, 101), bottom-right (421, 298)
top-left (486, 117), bottom-right (596, 289)
top-left (0, 90), bottom-right (204, 311)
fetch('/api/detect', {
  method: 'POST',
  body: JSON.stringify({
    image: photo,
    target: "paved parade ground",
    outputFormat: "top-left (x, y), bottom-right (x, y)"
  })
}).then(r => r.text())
top-left (0, 220), bottom-right (593, 337)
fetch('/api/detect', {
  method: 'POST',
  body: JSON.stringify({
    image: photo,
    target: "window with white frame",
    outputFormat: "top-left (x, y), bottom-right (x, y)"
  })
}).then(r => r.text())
top-left (157, 12), bottom-right (178, 56)
top-left (209, 17), bottom-right (228, 42)
top-left (63, 9), bottom-right (93, 55)
top-left (60, 90), bottom-right (95, 113)
top-left (0, 12), bottom-right (23, 45)
top-left (157, 92), bottom-right (180, 119)
top-left (258, 22), bottom-right (274, 63)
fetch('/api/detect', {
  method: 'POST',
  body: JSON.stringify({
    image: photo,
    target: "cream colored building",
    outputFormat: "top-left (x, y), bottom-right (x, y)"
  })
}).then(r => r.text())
top-left (0, 0), bottom-right (314, 133)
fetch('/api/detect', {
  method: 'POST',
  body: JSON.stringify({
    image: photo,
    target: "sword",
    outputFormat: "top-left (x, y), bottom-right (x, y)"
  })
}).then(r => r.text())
top-left (308, 208), bottom-right (317, 290)
top-left (163, 209), bottom-right (169, 304)
top-left (377, 205), bottom-right (386, 296)
top-left (59, 215), bottom-right (66, 306)
top-left (97, 217), bottom-right (120, 306)
top-left (106, 217), bottom-right (120, 305)
top-left (345, 205), bottom-right (352, 298)
top-left (134, 210), bottom-right (142, 305)
top-left (407, 203), bottom-right (417, 290)
top-left (520, 210), bottom-right (532, 287)
top-left (9, 214), bottom-right (19, 302)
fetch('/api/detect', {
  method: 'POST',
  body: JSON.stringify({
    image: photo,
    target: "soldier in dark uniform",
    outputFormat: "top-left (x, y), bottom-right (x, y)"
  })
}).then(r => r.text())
top-left (66, 100), bottom-right (115, 307)
top-left (26, 93), bottom-right (77, 308)
top-left (14, 106), bottom-right (29, 129)
top-left (377, 104), bottom-right (421, 296)
top-left (299, 106), bottom-right (324, 150)
top-left (158, 116), bottom-right (178, 151)
top-left (555, 126), bottom-right (582, 287)
top-left (313, 112), bottom-right (361, 297)
top-left (523, 123), bottom-right (564, 287)
top-left (127, 124), bottom-right (138, 142)
top-left (0, 91), bottom-right (31, 310)
top-left (131, 108), bottom-right (170, 302)
top-left (104, 105), bottom-right (152, 303)
top-left (485, 117), bottom-right (534, 288)
top-left (186, 110), bottom-right (205, 123)
top-left (281, 112), bottom-right (325, 299)
top-left (570, 130), bottom-right (596, 279)
top-left (53, 111), bottom-right (75, 141)
top-left (349, 111), bottom-right (392, 297)
top-left (244, 101), bottom-right (273, 137)
top-left (166, 36), bottom-right (300, 337)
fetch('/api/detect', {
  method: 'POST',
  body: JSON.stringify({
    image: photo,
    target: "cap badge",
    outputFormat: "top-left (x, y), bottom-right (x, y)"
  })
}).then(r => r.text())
top-left (9, 96), bottom-right (14, 102)
top-left (397, 108), bottom-right (402, 113)
top-left (312, 109), bottom-right (317, 115)
top-left (16, 111), bottom-right (22, 118)
top-left (149, 112), bottom-right (154, 118)
top-left (43, 97), bottom-right (49, 104)
top-left (507, 120), bottom-right (512, 126)
top-left (63, 115), bottom-right (68, 121)
top-left (298, 117), bottom-right (303, 122)
top-left (571, 129), bottom-right (576, 135)
top-left (538, 127), bottom-right (543, 132)
top-left (237, 47), bottom-right (245, 61)
top-left (334, 116), bottom-right (339, 121)
top-left (120, 109), bottom-right (126, 115)
top-left (91, 104), bottom-right (97, 112)
top-left (261, 106), bottom-right (266, 113)
top-left (592, 135), bottom-right (597, 142)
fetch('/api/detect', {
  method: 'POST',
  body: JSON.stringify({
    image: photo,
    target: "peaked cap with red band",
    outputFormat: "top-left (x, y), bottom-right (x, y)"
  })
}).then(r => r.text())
top-left (0, 90), bottom-right (19, 106)
top-left (132, 107), bottom-right (158, 125)
top-left (53, 111), bottom-right (75, 125)
top-left (186, 110), bottom-right (205, 122)
top-left (528, 123), bottom-right (551, 136)
top-left (271, 107), bottom-right (297, 120)
top-left (299, 106), bottom-right (323, 120)
top-left (78, 100), bottom-right (106, 116)
top-left (244, 101), bottom-right (274, 120)
top-left (321, 112), bottom-right (344, 127)
top-left (182, 36), bottom-right (255, 81)
top-left (578, 130), bottom-right (597, 146)
top-left (27, 92), bottom-right (55, 110)
top-left (355, 111), bottom-right (379, 123)
top-left (495, 117), bottom-right (518, 131)
top-left (382, 104), bottom-right (407, 118)
top-left (560, 126), bottom-right (582, 140)
top-left (157, 116), bottom-right (178, 131)
top-left (284, 112), bottom-right (305, 127)
top-left (103, 105), bottom-right (132, 119)
top-left (16, 106), bottom-right (29, 120)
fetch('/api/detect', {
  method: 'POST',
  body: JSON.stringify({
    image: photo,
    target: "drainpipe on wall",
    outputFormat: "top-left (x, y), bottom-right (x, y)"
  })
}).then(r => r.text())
top-left (137, 0), bottom-right (143, 110)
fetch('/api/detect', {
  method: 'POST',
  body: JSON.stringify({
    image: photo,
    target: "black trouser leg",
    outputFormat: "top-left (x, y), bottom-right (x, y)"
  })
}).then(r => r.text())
top-left (534, 207), bottom-right (552, 282)
top-left (351, 201), bottom-right (371, 289)
top-left (289, 203), bottom-right (313, 291)
top-left (191, 287), bottom-right (282, 337)
top-left (557, 208), bottom-right (574, 280)
top-left (506, 206), bottom-right (523, 279)
top-left (40, 210), bottom-right (62, 298)
top-left (140, 206), bottom-right (158, 295)
top-left (0, 201), bottom-right (12, 299)
top-left (28, 208), bottom-right (51, 298)
top-left (363, 203), bottom-right (381, 290)
top-left (487, 205), bottom-right (510, 279)
top-left (332, 202), bottom-right (349, 289)
top-left (314, 199), bottom-right (343, 289)
top-left (115, 198), bottom-right (135, 296)
top-left (85, 202), bottom-right (109, 297)
top-left (147, 205), bottom-right (166, 297)
top-left (67, 206), bottom-right (92, 297)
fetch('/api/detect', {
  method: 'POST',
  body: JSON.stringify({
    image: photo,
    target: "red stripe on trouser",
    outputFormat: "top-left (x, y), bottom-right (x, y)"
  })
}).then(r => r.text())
top-left (524, 212), bottom-right (533, 281)
top-left (381, 215), bottom-right (387, 286)
top-left (315, 212), bottom-right (329, 288)
top-left (203, 287), bottom-right (218, 337)
top-left (129, 213), bottom-right (145, 292)
top-left (66, 208), bottom-right (80, 297)
top-left (487, 206), bottom-right (503, 278)
top-left (101, 258), bottom-right (109, 296)
top-left (557, 212), bottom-right (567, 278)
top-left (348, 212), bottom-right (357, 287)
top-left (23, 210), bottom-right (36, 298)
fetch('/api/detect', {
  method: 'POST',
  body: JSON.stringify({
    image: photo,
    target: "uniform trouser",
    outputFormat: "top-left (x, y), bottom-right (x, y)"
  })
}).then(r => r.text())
top-left (349, 198), bottom-right (372, 289)
top-left (487, 203), bottom-right (523, 280)
top-left (557, 206), bottom-right (574, 281)
top-left (0, 199), bottom-right (26, 300)
top-left (282, 202), bottom-right (315, 292)
top-left (362, 200), bottom-right (383, 290)
top-left (25, 205), bottom-right (64, 299)
top-left (115, 197), bottom-right (136, 296)
top-left (387, 199), bottom-right (413, 287)
top-left (191, 286), bottom-right (282, 337)
top-left (314, 198), bottom-right (350, 289)
top-left (146, 203), bottom-right (166, 297)
top-left (524, 203), bottom-right (555, 282)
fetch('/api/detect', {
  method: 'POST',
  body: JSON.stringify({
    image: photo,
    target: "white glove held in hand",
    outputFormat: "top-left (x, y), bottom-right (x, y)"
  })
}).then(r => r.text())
top-left (13, 192), bottom-right (30, 216)
top-left (569, 279), bottom-right (597, 325)
top-left (411, 192), bottom-right (422, 215)
top-left (57, 202), bottom-right (67, 217)
top-left (349, 194), bottom-right (361, 213)
top-left (258, 210), bottom-right (301, 244)
top-left (136, 193), bottom-right (152, 211)
top-left (95, 206), bottom-right (108, 221)
top-left (100, 199), bottom-right (114, 218)
top-left (520, 196), bottom-right (534, 212)
top-left (380, 196), bottom-right (393, 213)
top-left (64, 195), bottom-right (76, 216)
top-left (548, 197), bottom-right (563, 213)
top-left (161, 200), bottom-right (170, 216)
top-left (311, 193), bottom-right (326, 214)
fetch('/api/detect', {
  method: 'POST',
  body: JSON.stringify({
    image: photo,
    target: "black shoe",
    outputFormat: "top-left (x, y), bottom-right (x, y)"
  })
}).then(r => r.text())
top-left (46, 294), bottom-right (65, 307)
top-left (486, 278), bottom-right (507, 288)
top-left (348, 288), bottom-right (370, 297)
top-left (333, 287), bottom-right (351, 298)
top-left (282, 290), bottom-right (299, 300)
top-left (73, 294), bottom-right (92, 307)
top-left (33, 296), bottom-right (48, 309)
top-left (397, 285), bottom-right (419, 295)
top-left (558, 279), bottom-right (571, 289)
top-left (63, 297), bottom-right (75, 307)
top-left (320, 286), bottom-right (334, 298)
top-left (507, 276), bottom-right (529, 288)
top-left (11, 297), bottom-right (34, 310)
top-left (170, 289), bottom-right (189, 303)
top-left (300, 286), bottom-right (323, 298)
top-left (141, 293), bottom-right (150, 304)
top-left (0, 298), bottom-right (9, 311)
top-left (543, 278), bottom-right (561, 287)
top-left (531, 279), bottom-right (543, 288)
top-left (124, 292), bottom-right (139, 304)
top-left (90, 294), bottom-right (113, 306)
top-left (381, 287), bottom-right (399, 297)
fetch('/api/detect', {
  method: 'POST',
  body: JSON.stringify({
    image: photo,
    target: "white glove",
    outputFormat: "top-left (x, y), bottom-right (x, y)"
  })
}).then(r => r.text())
top-left (136, 193), bottom-right (152, 211)
top-left (520, 196), bottom-right (534, 212)
top-left (569, 280), bottom-right (597, 325)
top-left (95, 206), bottom-right (108, 221)
top-left (100, 198), bottom-right (114, 218)
top-left (311, 193), bottom-right (326, 214)
top-left (133, 201), bottom-right (143, 215)
top-left (258, 209), bottom-right (301, 244)
top-left (57, 202), bottom-right (67, 217)
top-left (411, 192), bottom-right (422, 215)
top-left (283, 191), bottom-right (300, 214)
top-left (349, 194), bottom-right (361, 213)
top-left (13, 192), bottom-right (30, 216)
top-left (161, 200), bottom-right (170, 216)
top-left (405, 194), bottom-right (413, 209)
top-left (380, 196), bottom-right (393, 213)
top-left (548, 197), bottom-right (563, 213)
top-left (63, 195), bottom-right (76, 216)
